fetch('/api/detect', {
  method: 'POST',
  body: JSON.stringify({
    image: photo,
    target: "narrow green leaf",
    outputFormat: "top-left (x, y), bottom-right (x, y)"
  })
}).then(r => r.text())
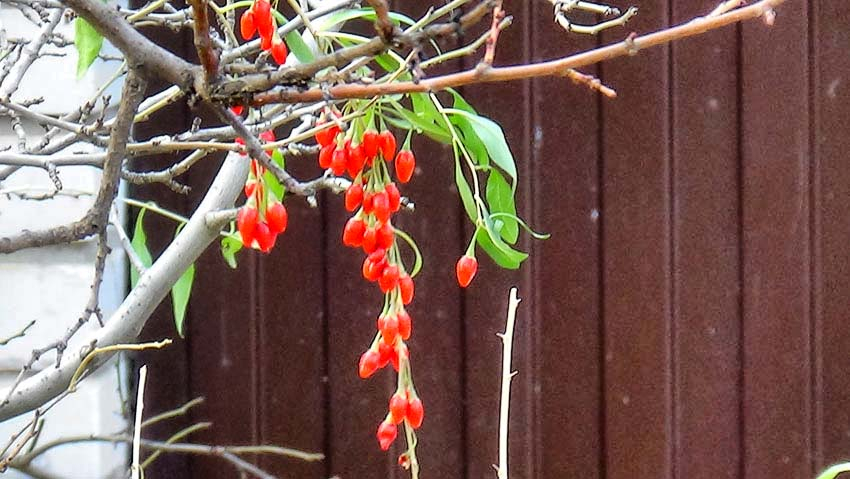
top-left (476, 227), bottom-right (527, 269)
top-left (490, 212), bottom-right (551, 240)
top-left (220, 235), bottom-right (242, 269)
top-left (410, 93), bottom-right (450, 132)
top-left (263, 149), bottom-right (285, 201)
top-left (449, 91), bottom-right (488, 166)
top-left (454, 150), bottom-right (478, 223)
top-left (444, 108), bottom-right (517, 184)
top-left (390, 103), bottom-right (451, 143)
top-left (170, 225), bottom-right (195, 338)
top-left (171, 262), bottom-right (194, 338)
top-left (485, 170), bottom-right (518, 243)
top-left (284, 30), bottom-right (314, 63)
top-left (313, 8), bottom-right (414, 32)
top-left (74, 18), bottom-right (104, 79)
top-left (129, 209), bottom-right (153, 288)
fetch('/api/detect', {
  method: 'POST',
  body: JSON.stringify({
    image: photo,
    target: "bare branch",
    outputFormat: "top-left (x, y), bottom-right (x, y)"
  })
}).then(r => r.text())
top-left (0, 70), bottom-right (146, 254)
top-left (251, 0), bottom-right (787, 104)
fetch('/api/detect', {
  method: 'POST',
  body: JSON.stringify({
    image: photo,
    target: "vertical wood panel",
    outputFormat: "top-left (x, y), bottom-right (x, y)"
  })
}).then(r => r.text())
top-left (188, 157), bottom-right (260, 478)
top-left (670, 2), bottom-right (741, 479)
top-left (740, 1), bottom-right (812, 477)
top-left (811, 0), bottom-right (850, 470)
top-left (600, 0), bottom-right (672, 477)
top-left (461, 1), bottom-right (535, 477)
top-left (529, 3), bottom-right (603, 479)
top-left (256, 152), bottom-right (327, 477)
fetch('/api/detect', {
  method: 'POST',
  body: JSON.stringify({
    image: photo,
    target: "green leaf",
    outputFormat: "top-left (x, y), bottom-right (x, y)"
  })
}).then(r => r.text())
top-left (171, 261), bottom-right (194, 338)
top-left (74, 18), bottom-right (103, 79)
top-left (490, 212), bottom-right (550, 240)
top-left (221, 235), bottom-right (242, 269)
top-left (390, 103), bottom-right (451, 144)
top-left (264, 149), bottom-right (286, 201)
top-left (284, 30), bottom-right (314, 63)
top-left (129, 209), bottom-right (154, 288)
top-left (485, 170), bottom-right (518, 243)
top-left (373, 53), bottom-right (400, 73)
top-left (313, 8), bottom-right (414, 32)
top-left (169, 225), bottom-right (195, 338)
top-left (476, 226), bottom-right (527, 269)
top-left (444, 108), bottom-right (517, 184)
top-left (454, 149), bottom-right (478, 223)
top-left (410, 93), bottom-right (450, 132)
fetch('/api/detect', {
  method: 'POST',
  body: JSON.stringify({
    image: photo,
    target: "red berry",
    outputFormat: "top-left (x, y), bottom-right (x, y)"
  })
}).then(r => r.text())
top-left (389, 392), bottom-right (407, 424)
top-left (397, 309), bottom-right (411, 340)
top-left (395, 150), bottom-right (415, 183)
top-left (343, 217), bottom-right (366, 247)
top-left (254, 222), bottom-right (276, 253)
top-left (270, 35), bottom-right (288, 65)
top-left (456, 255), bottom-right (478, 288)
top-left (254, 0), bottom-right (273, 39)
top-left (372, 191), bottom-right (390, 223)
top-left (250, 159), bottom-right (265, 177)
top-left (237, 207), bottom-right (258, 247)
top-left (315, 120), bottom-right (340, 147)
top-left (376, 222), bottom-right (394, 250)
top-left (231, 105), bottom-right (245, 116)
top-left (379, 130), bottom-right (396, 161)
top-left (260, 32), bottom-right (272, 50)
top-left (362, 251), bottom-right (386, 282)
top-left (378, 313), bottom-right (399, 344)
top-left (240, 10), bottom-right (256, 39)
top-left (331, 148), bottom-right (347, 176)
top-left (266, 201), bottom-right (288, 234)
top-left (385, 183), bottom-right (401, 212)
top-left (362, 226), bottom-right (378, 254)
top-left (378, 338), bottom-right (394, 366)
top-left (362, 129), bottom-right (379, 159)
top-left (347, 144), bottom-right (366, 178)
top-left (406, 397), bottom-right (424, 429)
top-left (377, 420), bottom-right (397, 451)
top-left (345, 183), bottom-right (363, 212)
top-left (318, 144), bottom-right (335, 169)
top-left (399, 275), bottom-right (414, 305)
top-left (362, 192), bottom-right (374, 215)
top-left (358, 349), bottom-right (380, 378)
top-left (244, 180), bottom-right (257, 198)
top-left (379, 264), bottom-right (399, 293)
top-left (259, 130), bottom-right (275, 143)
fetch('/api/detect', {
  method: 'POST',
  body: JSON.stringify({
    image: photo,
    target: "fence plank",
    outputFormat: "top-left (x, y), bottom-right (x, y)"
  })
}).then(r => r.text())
top-left (670, 2), bottom-right (742, 479)
top-left (740, 1), bottom-right (812, 477)
top-left (460, 1), bottom-right (535, 477)
top-left (811, 0), bottom-right (850, 471)
top-left (529, 3), bottom-right (603, 479)
top-left (187, 157), bottom-right (261, 478)
top-left (256, 151), bottom-right (327, 477)
top-left (599, 0), bottom-right (672, 477)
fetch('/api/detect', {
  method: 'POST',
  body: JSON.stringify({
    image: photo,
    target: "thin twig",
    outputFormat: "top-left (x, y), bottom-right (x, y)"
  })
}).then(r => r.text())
top-left (494, 288), bottom-right (521, 479)
top-left (0, 320), bottom-right (36, 347)
top-left (130, 365), bottom-right (147, 479)
top-left (252, 0), bottom-right (786, 104)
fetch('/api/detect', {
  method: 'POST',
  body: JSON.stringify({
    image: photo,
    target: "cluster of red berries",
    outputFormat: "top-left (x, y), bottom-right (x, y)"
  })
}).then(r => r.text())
top-left (236, 130), bottom-right (288, 253)
top-left (314, 113), bottom-right (424, 453)
top-left (239, 0), bottom-right (288, 64)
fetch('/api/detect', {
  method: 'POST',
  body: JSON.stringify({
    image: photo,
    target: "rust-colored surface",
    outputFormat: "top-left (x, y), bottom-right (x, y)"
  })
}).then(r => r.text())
top-left (136, 1), bottom-right (849, 478)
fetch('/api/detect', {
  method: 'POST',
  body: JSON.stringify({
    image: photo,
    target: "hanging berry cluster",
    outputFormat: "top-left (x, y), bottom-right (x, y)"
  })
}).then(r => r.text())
top-left (239, 0), bottom-right (288, 64)
top-left (312, 111), bottom-right (426, 463)
top-left (236, 130), bottom-right (288, 252)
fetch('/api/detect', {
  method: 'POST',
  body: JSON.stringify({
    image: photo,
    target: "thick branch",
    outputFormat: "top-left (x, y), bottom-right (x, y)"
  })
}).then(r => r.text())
top-left (212, 0), bottom-right (496, 97)
top-left (62, 0), bottom-right (199, 89)
top-left (188, 0), bottom-right (219, 88)
top-left (252, 0), bottom-right (786, 104)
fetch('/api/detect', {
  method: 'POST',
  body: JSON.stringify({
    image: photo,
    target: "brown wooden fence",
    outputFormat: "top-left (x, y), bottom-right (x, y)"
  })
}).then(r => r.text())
top-left (133, 0), bottom-right (850, 478)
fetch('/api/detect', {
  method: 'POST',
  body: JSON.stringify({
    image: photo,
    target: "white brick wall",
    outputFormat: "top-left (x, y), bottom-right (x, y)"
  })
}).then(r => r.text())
top-left (1, 4), bottom-right (131, 477)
